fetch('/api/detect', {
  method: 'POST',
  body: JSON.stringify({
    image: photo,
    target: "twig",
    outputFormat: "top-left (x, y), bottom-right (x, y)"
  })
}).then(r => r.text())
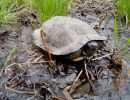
top-left (126, 13), bottom-right (128, 28)
top-left (0, 63), bottom-right (22, 77)
top-left (33, 83), bottom-right (37, 97)
top-left (5, 84), bottom-right (34, 95)
top-left (0, 68), bottom-right (4, 77)
top-left (99, 13), bottom-right (107, 28)
top-left (63, 88), bottom-right (74, 100)
top-left (23, 69), bottom-right (40, 77)
top-left (92, 53), bottom-right (113, 61)
top-left (84, 60), bottom-right (93, 87)
top-left (5, 63), bottom-right (17, 69)
top-left (69, 80), bottom-right (85, 94)
top-left (84, 60), bottom-right (99, 94)
top-left (69, 70), bottom-right (83, 93)
top-left (33, 55), bottom-right (44, 62)
top-left (50, 95), bottom-right (63, 100)
top-left (96, 66), bottom-right (103, 79)
top-left (21, 61), bottom-right (49, 65)
top-left (7, 70), bottom-right (26, 85)
top-left (26, 96), bottom-right (35, 100)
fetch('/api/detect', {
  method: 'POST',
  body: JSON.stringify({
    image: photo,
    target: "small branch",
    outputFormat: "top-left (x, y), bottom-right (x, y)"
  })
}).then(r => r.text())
top-left (0, 68), bottom-right (4, 77)
top-left (126, 13), bottom-right (128, 28)
top-left (21, 61), bottom-right (49, 65)
top-left (69, 70), bottom-right (83, 93)
top-left (84, 60), bottom-right (93, 87)
top-left (5, 84), bottom-right (34, 95)
top-left (63, 88), bottom-right (74, 100)
top-left (92, 53), bottom-right (113, 61)
top-left (99, 13), bottom-right (107, 28)
top-left (5, 63), bottom-right (17, 69)
top-left (24, 69), bottom-right (40, 77)
top-left (50, 95), bottom-right (63, 100)
top-left (34, 55), bottom-right (44, 62)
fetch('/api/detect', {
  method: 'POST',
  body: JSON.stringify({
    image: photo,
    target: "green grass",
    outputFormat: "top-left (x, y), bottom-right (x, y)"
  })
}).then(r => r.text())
top-left (0, 0), bottom-right (70, 24)
top-left (17, 0), bottom-right (30, 5)
top-left (0, 47), bottom-right (15, 77)
top-left (121, 38), bottom-right (130, 57)
top-left (32, 0), bottom-right (70, 22)
top-left (4, 47), bottom-right (16, 67)
top-left (116, 0), bottom-right (130, 24)
top-left (114, 17), bottom-right (130, 58)
top-left (0, 0), bottom-right (29, 24)
top-left (0, 0), bottom-right (17, 24)
top-left (114, 0), bottom-right (130, 57)
top-left (114, 17), bottom-right (118, 48)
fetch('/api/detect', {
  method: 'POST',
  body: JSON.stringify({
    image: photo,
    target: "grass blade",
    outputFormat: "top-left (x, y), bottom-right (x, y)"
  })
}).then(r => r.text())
top-left (4, 47), bottom-right (16, 67)
top-left (114, 17), bottom-right (118, 48)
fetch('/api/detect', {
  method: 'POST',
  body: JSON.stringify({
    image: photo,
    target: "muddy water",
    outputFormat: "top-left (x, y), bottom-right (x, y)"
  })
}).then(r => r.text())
top-left (0, 24), bottom-right (77, 99)
top-left (69, 0), bottom-right (130, 100)
top-left (69, 0), bottom-right (130, 66)
top-left (0, 25), bottom-right (34, 99)
top-left (0, 0), bottom-right (130, 100)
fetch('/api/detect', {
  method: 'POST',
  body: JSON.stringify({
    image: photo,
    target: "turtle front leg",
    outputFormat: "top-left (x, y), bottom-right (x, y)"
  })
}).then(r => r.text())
top-left (44, 43), bottom-right (52, 60)
top-left (44, 43), bottom-right (57, 76)
top-left (40, 31), bottom-right (57, 76)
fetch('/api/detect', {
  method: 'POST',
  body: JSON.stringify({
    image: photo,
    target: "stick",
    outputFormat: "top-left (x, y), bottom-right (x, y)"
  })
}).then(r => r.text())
top-left (21, 61), bottom-right (49, 65)
top-left (5, 84), bottom-right (34, 95)
top-left (92, 53), bottom-right (113, 61)
top-left (84, 60), bottom-right (98, 94)
top-left (84, 60), bottom-right (93, 87)
top-left (69, 70), bottom-right (83, 93)
top-left (63, 88), bottom-right (74, 100)
top-left (34, 55), bottom-right (44, 62)
top-left (0, 68), bottom-right (4, 77)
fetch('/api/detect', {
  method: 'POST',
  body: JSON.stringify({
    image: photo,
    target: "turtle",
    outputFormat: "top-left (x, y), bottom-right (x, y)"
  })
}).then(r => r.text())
top-left (32, 16), bottom-right (107, 62)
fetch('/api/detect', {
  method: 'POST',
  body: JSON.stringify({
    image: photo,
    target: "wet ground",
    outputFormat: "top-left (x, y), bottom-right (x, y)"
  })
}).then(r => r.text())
top-left (0, 0), bottom-right (130, 100)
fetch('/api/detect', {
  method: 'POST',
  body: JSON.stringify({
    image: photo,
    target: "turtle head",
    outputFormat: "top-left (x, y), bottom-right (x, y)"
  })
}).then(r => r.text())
top-left (32, 28), bottom-right (45, 47)
top-left (87, 41), bottom-right (99, 50)
top-left (83, 40), bottom-right (104, 56)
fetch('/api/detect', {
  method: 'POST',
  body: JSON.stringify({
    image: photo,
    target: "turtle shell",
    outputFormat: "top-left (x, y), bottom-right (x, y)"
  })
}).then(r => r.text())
top-left (32, 16), bottom-right (107, 55)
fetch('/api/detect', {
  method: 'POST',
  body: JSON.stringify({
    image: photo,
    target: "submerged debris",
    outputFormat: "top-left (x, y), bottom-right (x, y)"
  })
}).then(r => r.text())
top-left (3, 41), bottom-right (126, 100)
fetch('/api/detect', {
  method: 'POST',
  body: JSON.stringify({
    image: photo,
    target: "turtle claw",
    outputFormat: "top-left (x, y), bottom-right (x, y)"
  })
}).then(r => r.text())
top-left (49, 60), bottom-right (56, 70)
top-left (48, 60), bottom-right (58, 77)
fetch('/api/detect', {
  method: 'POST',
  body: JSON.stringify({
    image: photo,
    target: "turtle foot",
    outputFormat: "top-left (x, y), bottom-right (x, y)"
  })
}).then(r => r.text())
top-left (48, 60), bottom-right (58, 77)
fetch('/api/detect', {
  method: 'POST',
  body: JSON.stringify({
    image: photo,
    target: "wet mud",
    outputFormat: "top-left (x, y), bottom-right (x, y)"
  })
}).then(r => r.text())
top-left (0, 0), bottom-right (130, 100)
